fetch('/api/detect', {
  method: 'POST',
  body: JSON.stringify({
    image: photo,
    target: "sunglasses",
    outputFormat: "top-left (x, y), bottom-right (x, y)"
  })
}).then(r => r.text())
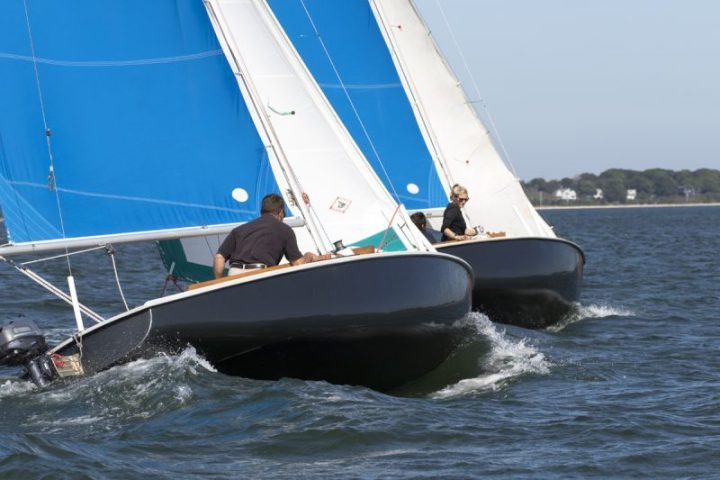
top-left (457, 196), bottom-right (469, 203)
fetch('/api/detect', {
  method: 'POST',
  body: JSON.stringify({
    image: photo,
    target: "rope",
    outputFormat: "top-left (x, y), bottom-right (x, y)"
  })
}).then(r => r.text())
top-left (160, 261), bottom-right (183, 296)
top-left (433, 0), bottom-right (519, 178)
top-left (378, 204), bottom-right (402, 251)
top-left (298, 0), bottom-right (400, 201)
top-left (106, 245), bottom-right (129, 311)
top-left (22, 0), bottom-right (73, 274)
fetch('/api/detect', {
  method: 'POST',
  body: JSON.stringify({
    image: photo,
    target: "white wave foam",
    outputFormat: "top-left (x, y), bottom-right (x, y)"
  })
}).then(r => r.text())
top-left (100, 345), bottom-right (217, 381)
top-left (39, 346), bottom-right (215, 406)
top-left (547, 303), bottom-right (636, 332)
top-left (577, 303), bottom-right (635, 318)
top-left (0, 378), bottom-right (35, 397)
top-left (433, 313), bottom-right (550, 398)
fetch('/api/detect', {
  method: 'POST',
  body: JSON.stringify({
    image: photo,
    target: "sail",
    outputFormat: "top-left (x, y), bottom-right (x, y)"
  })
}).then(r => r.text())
top-left (0, 0), bottom-right (279, 253)
top-left (369, 0), bottom-right (555, 238)
top-left (204, 0), bottom-right (429, 253)
top-left (266, 0), bottom-right (447, 211)
top-left (266, 0), bottom-right (553, 238)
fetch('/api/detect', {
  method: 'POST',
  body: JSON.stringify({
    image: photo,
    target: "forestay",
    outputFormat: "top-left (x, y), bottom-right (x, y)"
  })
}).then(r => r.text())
top-left (205, 0), bottom-right (429, 252)
top-left (0, 0), bottom-right (279, 255)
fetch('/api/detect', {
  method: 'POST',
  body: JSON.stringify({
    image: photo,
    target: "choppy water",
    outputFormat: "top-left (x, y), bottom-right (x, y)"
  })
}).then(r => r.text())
top-left (1, 206), bottom-right (718, 479)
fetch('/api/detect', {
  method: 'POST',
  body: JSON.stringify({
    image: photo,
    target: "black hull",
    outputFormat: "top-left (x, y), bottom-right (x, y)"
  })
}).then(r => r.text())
top-left (53, 253), bottom-right (472, 392)
top-left (436, 237), bottom-right (584, 329)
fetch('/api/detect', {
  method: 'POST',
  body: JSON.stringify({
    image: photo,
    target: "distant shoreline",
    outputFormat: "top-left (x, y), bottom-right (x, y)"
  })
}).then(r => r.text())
top-left (536, 202), bottom-right (720, 210)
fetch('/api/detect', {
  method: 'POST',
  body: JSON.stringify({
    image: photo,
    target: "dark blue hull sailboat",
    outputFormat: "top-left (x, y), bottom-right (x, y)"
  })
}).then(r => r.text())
top-left (436, 237), bottom-right (585, 328)
top-left (47, 253), bottom-right (472, 392)
top-left (0, 1), bottom-right (473, 392)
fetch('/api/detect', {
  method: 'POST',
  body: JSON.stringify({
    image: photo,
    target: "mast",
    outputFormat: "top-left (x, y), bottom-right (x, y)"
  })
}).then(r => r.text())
top-left (203, 0), bottom-right (431, 252)
top-left (204, 0), bottom-right (332, 254)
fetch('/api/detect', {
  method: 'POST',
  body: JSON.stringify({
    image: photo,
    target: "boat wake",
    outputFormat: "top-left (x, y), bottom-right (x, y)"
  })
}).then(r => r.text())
top-left (548, 303), bottom-right (637, 332)
top-left (430, 313), bottom-right (550, 398)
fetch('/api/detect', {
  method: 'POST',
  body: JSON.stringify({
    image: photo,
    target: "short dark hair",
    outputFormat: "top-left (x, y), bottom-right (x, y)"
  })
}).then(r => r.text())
top-left (261, 193), bottom-right (285, 215)
top-left (410, 211), bottom-right (427, 230)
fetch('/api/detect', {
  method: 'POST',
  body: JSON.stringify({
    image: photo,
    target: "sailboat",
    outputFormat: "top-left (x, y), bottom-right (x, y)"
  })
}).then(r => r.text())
top-left (162, 0), bottom-right (585, 328)
top-left (0, 0), bottom-right (473, 392)
top-left (262, 0), bottom-right (585, 329)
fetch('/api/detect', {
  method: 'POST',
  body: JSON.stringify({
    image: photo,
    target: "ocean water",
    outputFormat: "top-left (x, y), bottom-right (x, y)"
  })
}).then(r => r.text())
top-left (0, 206), bottom-right (718, 479)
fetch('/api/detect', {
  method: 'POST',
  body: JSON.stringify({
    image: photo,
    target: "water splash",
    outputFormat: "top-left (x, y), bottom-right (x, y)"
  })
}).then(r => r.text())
top-left (548, 303), bottom-right (636, 332)
top-left (4, 346), bottom-right (220, 432)
top-left (577, 303), bottom-right (635, 318)
top-left (432, 313), bottom-right (550, 398)
top-left (0, 378), bottom-right (36, 398)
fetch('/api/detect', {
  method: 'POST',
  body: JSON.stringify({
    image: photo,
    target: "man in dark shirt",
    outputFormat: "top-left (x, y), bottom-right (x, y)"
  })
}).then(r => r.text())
top-left (213, 193), bottom-right (328, 278)
top-left (410, 211), bottom-right (440, 244)
top-left (441, 184), bottom-right (479, 241)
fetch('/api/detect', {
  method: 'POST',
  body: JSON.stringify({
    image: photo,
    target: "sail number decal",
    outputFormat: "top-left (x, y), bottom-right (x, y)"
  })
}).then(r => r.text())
top-left (330, 197), bottom-right (352, 213)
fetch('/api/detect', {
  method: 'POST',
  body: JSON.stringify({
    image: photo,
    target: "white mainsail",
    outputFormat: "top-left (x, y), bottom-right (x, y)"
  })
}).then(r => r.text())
top-left (204, 0), bottom-right (430, 252)
top-left (370, 0), bottom-right (555, 238)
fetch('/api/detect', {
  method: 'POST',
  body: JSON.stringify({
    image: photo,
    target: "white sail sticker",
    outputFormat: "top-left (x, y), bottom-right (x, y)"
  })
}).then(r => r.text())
top-left (231, 188), bottom-right (249, 202)
top-left (330, 197), bottom-right (352, 213)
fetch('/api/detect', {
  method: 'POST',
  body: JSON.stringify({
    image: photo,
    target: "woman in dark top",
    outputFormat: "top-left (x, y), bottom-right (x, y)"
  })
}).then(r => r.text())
top-left (441, 184), bottom-right (479, 241)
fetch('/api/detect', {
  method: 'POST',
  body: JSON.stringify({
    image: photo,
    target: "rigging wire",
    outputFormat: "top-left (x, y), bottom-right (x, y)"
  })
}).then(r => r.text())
top-left (106, 245), bottom-right (129, 311)
top-left (19, 245), bottom-right (107, 266)
top-left (1, 256), bottom-right (105, 324)
top-left (298, 0), bottom-right (400, 202)
top-left (432, 0), bottom-right (519, 178)
top-left (22, 0), bottom-right (73, 275)
top-left (377, 204), bottom-right (402, 251)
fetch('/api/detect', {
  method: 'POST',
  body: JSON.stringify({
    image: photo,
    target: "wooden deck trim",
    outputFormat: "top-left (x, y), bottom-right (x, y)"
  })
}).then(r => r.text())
top-left (186, 246), bottom-right (377, 292)
top-left (187, 263), bottom-right (292, 291)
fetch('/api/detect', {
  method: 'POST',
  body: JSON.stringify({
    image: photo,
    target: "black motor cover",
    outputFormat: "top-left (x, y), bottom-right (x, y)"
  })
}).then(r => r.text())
top-left (0, 319), bottom-right (48, 367)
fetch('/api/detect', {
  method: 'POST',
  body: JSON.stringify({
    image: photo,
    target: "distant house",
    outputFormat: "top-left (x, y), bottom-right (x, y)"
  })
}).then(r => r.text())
top-left (554, 188), bottom-right (577, 201)
top-left (679, 186), bottom-right (696, 198)
top-left (593, 188), bottom-right (603, 200)
top-left (626, 189), bottom-right (637, 201)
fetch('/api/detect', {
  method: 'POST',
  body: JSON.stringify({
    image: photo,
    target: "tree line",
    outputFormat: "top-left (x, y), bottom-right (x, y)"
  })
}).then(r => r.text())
top-left (521, 168), bottom-right (720, 205)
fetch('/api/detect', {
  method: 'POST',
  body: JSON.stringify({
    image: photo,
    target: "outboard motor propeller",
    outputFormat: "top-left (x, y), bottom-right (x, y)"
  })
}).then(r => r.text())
top-left (0, 319), bottom-right (56, 387)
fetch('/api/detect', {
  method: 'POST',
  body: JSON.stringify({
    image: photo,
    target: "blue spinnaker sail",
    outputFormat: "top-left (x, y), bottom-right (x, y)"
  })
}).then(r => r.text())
top-left (267, 0), bottom-right (446, 210)
top-left (0, 0), bottom-right (277, 245)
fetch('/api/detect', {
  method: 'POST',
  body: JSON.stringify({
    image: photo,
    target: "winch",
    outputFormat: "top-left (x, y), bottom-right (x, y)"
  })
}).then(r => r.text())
top-left (0, 319), bottom-right (56, 387)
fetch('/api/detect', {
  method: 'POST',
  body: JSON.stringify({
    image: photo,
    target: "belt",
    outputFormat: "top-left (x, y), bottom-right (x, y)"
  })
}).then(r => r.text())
top-left (230, 262), bottom-right (267, 270)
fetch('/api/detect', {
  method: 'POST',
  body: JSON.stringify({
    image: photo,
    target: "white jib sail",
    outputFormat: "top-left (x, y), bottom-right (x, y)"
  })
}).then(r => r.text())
top-left (205, 0), bottom-right (431, 252)
top-left (370, 0), bottom-right (555, 238)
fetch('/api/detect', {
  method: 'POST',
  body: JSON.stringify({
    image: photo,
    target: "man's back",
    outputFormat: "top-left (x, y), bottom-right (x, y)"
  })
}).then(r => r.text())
top-left (218, 214), bottom-right (301, 267)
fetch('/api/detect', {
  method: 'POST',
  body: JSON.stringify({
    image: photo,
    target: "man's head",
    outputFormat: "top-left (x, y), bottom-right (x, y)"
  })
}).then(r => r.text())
top-left (261, 193), bottom-right (285, 218)
top-left (410, 211), bottom-right (427, 231)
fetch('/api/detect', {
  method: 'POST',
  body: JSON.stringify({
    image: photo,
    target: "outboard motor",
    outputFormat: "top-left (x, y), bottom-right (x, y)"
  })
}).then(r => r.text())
top-left (0, 319), bottom-right (56, 387)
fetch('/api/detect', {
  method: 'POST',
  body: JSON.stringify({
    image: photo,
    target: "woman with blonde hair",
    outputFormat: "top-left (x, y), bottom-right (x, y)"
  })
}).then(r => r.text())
top-left (441, 184), bottom-right (479, 241)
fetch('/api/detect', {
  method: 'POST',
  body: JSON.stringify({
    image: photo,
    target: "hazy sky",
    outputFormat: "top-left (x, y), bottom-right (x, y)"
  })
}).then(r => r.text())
top-left (415, 0), bottom-right (720, 180)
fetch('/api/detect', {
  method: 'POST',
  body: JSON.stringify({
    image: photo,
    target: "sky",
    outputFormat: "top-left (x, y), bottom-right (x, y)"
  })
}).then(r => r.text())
top-left (415, 0), bottom-right (720, 180)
